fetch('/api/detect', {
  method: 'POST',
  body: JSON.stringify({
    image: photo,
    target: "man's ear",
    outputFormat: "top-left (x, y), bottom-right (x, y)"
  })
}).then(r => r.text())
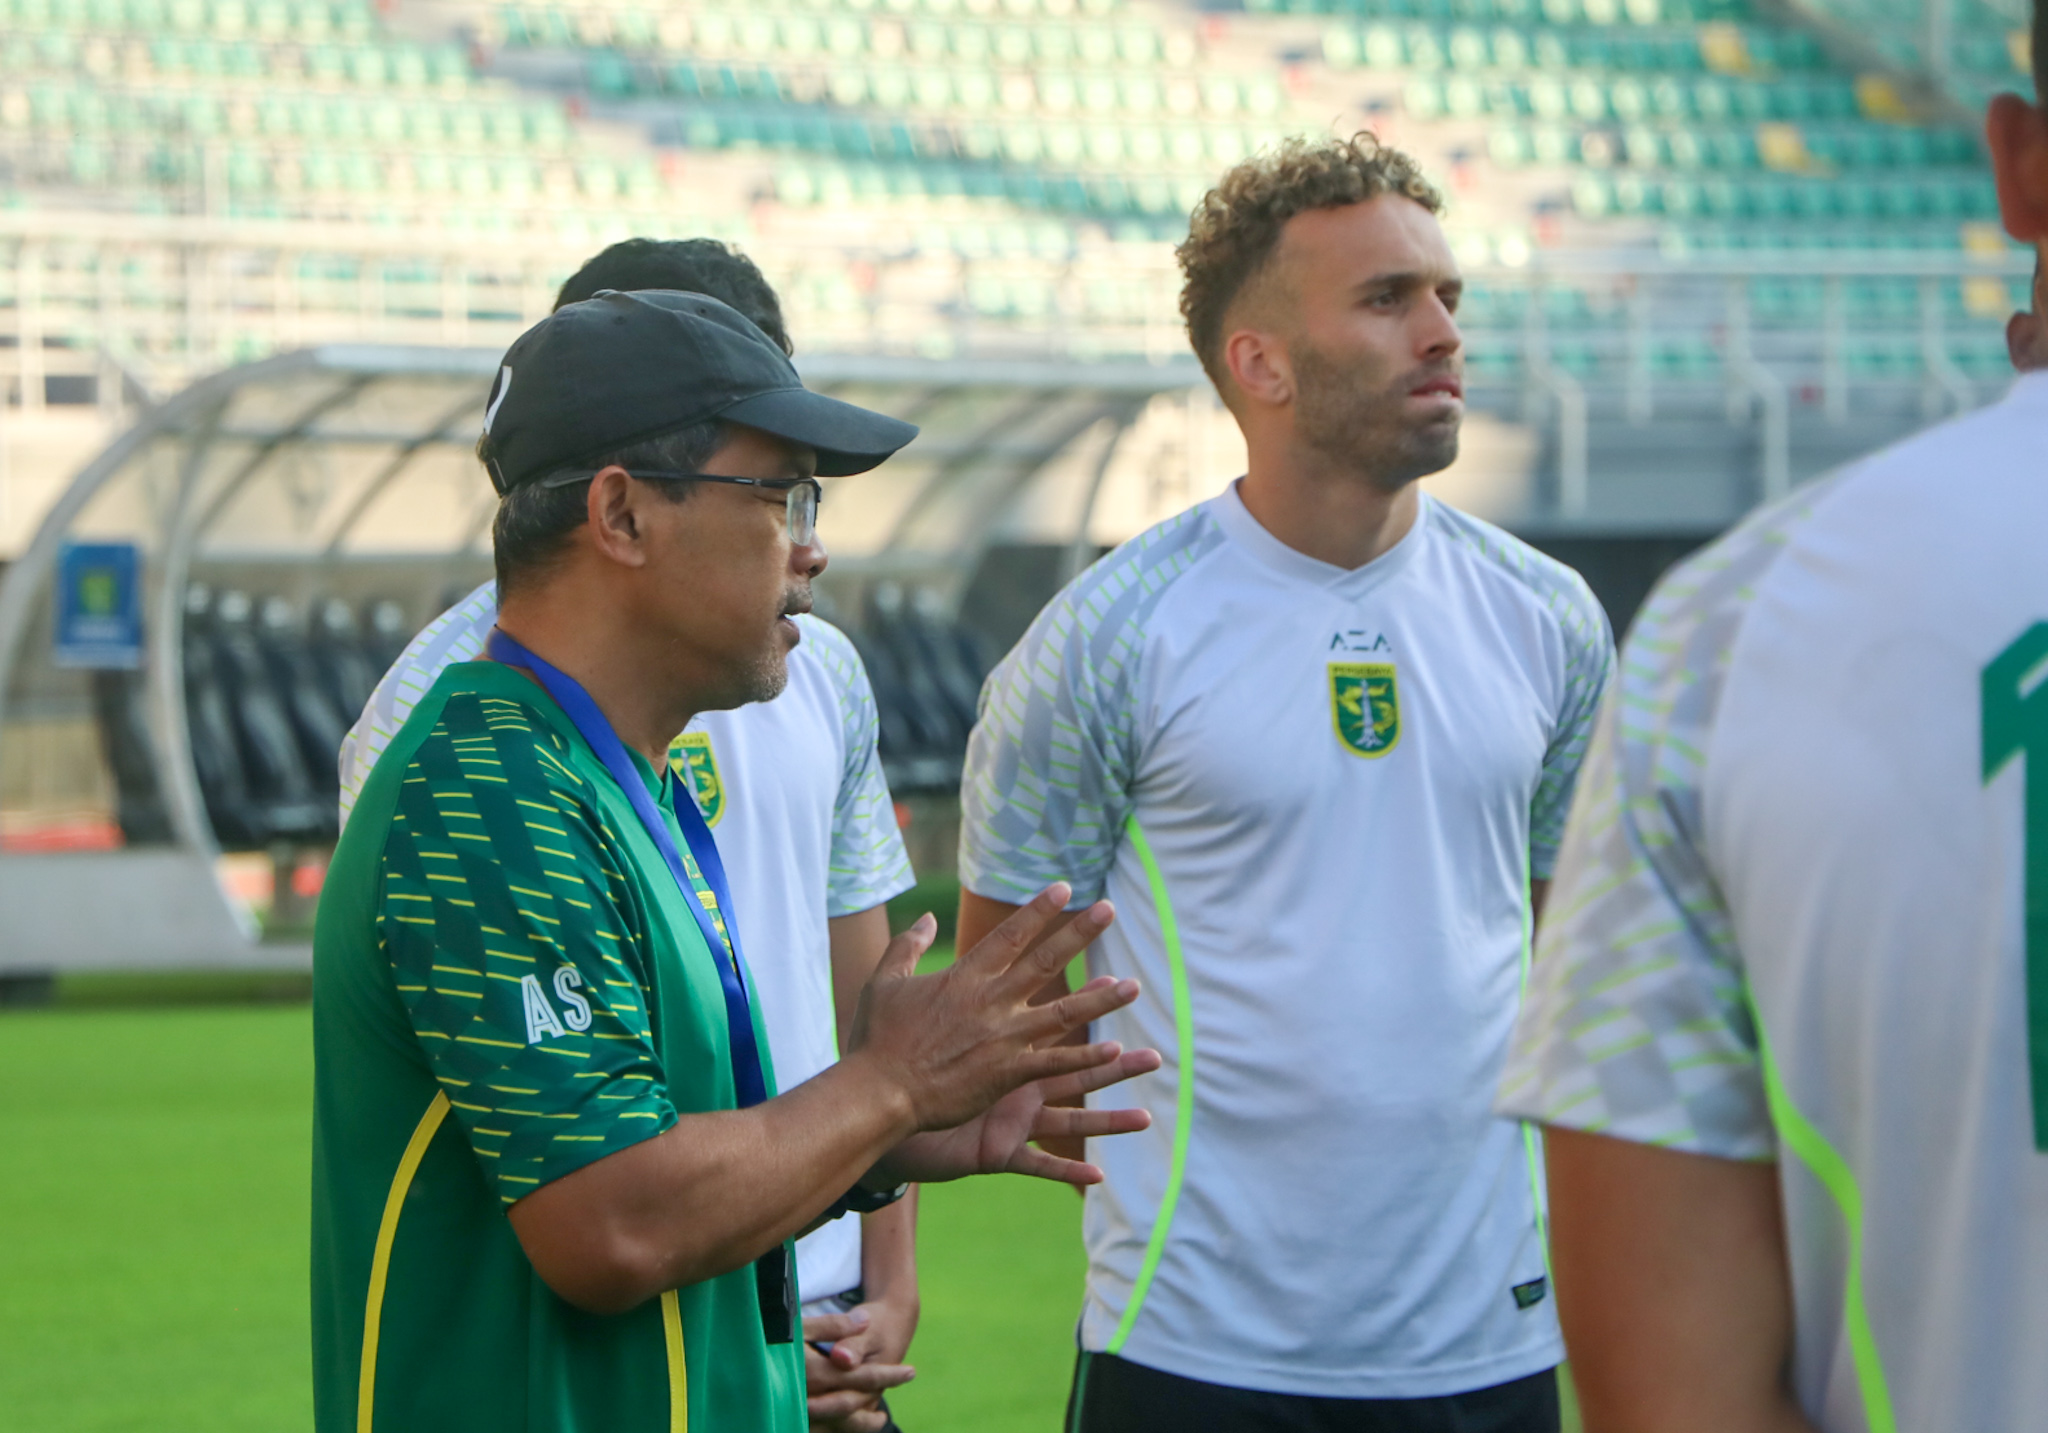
top-left (1987, 93), bottom-right (2048, 244)
top-left (1223, 325), bottom-right (1293, 411)
top-left (583, 465), bottom-right (651, 569)
top-left (2008, 308), bottom-right (2046, 371)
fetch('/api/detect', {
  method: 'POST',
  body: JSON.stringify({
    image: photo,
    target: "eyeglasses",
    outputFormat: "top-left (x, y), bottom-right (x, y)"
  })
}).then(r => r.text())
top-left (548, 469), bottom-right (823, 546)
top-left (631, 472), bottom-right (822, 546)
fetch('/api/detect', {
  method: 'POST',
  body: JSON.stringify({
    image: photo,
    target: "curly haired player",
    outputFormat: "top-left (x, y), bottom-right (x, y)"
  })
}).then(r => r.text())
top-left (957, 134), bottom-right (1614, 1433)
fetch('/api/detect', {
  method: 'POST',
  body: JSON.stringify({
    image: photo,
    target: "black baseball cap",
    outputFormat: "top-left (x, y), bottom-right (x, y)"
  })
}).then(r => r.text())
top-left (479, 289), bottom-right (918, 493)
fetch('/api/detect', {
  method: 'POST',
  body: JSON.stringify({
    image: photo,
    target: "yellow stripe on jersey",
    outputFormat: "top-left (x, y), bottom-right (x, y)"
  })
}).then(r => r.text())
top-left (358, 1091), bottom-right (450, 1433)
top-left (661, 1289), bottom-right (689, 1433)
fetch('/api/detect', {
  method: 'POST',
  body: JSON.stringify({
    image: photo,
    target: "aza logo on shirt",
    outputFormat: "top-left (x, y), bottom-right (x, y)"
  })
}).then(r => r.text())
top-left (669, 731), bottom-right (726, 826)
top-left (1329, 661), bottom-right (1401, 758)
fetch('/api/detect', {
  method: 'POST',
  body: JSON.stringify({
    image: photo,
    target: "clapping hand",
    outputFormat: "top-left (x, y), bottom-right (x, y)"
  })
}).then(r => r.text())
top-left (845, 885), bottom-right (1160, 1187)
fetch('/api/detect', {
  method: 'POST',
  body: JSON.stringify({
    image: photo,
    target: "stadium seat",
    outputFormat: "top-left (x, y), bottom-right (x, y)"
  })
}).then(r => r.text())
top-left (91, 668), bottom-right (176, 845)
top-left (253, 596), bottom-right (350, 804)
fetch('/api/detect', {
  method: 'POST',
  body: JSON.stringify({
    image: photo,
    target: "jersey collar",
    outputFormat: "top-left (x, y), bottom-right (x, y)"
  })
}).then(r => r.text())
top-left (1211, 477), bottom-right (1429, 596)
top-left (2002, 368), bottom-right (2048, 416)
top-left (455, 657), bottom-right (675, 808)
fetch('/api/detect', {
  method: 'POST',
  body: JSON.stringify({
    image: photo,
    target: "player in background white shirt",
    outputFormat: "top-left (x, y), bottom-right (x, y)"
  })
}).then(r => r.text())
top-left (958, 136), bottom-right (1612, 1432)
top-left (336, 241), bottom-right (921, 1433)
top-left (1497, 22), bottom-right (2048, 1429)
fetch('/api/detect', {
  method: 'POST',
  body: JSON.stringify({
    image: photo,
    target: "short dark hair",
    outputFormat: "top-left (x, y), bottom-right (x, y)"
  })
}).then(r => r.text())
top-left (487, 420), bottom-right (725, 597)
top-left (1176, 133), bottom-right (1441, 388)
top-left (554, 238), bottom-right (793, 354)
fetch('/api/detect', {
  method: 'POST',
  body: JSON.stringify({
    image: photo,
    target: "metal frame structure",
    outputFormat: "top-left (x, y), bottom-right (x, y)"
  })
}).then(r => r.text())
top-left (0, 342), bottom-right (1202, 974)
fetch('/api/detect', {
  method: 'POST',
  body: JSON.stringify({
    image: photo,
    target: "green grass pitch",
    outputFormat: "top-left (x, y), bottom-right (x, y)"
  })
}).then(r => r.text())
top-left (0, 1001), bottom-right (1577, 1431)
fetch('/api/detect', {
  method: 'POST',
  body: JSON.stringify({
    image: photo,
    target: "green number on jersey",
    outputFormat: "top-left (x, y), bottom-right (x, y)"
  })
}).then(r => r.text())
top-left (1984, 622), bottom-right (2048, 1151)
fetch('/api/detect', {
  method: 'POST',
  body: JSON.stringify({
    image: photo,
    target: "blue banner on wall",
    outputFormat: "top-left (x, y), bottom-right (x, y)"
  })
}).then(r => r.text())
top-left (54, 541), bottom-right (143, 670)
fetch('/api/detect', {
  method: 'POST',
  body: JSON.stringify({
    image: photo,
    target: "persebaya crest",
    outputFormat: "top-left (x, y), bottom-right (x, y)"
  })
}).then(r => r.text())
top-left (1329, 661), bottom-right (1401, 758)
top-left (670, 731), bottom-right (726, 826)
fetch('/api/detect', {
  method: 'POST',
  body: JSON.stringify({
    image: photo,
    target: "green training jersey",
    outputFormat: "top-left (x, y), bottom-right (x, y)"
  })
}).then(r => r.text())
top-left (311, 660), bottom-right (805, 1433)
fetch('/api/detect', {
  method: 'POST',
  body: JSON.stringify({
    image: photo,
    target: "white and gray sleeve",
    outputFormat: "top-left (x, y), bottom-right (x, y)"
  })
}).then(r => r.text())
top-left (1529, 570), bottom-right (1615, 880)
top-left (958, 510), bottom-right (1220, 908)
top-left (801, 618), bottom-right (917, 917)
top-left (1498, 488), bottom-right (1832, 1158)
top-left (336, 579), bottom-right (498, 829)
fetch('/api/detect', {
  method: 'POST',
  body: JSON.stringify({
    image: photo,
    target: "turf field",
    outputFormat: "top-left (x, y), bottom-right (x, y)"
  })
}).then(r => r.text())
top-left (0, 999), bottom-right (1087, 1432)
top-left (0, 995), bottom-right (1578, 1432)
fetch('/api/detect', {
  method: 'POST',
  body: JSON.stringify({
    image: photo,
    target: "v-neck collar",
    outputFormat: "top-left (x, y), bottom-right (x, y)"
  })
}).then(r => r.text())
top-left (1211, 478), bottom-right (1431, 597)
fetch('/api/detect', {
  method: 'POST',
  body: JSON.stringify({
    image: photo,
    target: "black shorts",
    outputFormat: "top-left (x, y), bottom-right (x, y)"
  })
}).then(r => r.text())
top-left (1063, 1351), bottom-right (1560, 1433)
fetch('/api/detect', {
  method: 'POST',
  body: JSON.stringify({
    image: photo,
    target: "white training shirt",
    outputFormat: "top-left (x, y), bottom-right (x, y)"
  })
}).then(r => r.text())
top-left (960, 481), bottom-right (1612, 1398)
top-left (1500, 373), bottom-right (2048, 1432)
top-left (340, 581), bottom-right (917, 1303)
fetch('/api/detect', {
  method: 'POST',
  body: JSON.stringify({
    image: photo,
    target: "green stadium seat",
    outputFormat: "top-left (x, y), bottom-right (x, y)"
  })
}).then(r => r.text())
top-left (1731, 84), bottom-right (1772, 121)
top-left (1361, 23), bottom-right (1403, 65)
top-left (1611, 173), bottom-right (1655, 213)
top-left (68, 137), bottom-right (109, 183)
top-left (340, 151), bottom-right (378, 193)
top-left (1571, 173), bottom-right (1612, 215)
top-left (1789, 178), bottom-right (1835, 219)
top-left (958, 120), bottom-right (999, 159)
top-left (1610, 78), bottom-right (1649, 120)
top-left (1692, 176), bottom-right (1736, 215)
top-left (1622, 125), bottom-right (1663, 165)
top-left (1525, 78), bottom-right (1565, 118)
top-left (1487, 130), bottom-right (1528, 170)
top-left (1876, 181), bottom-right (1920, 219)
top-left (1132, 174), bottom-right (1175, 213)
top-left (1445, 77), bottom-right (1484, 116)
top-left (348, 46), bottom-right (387, 87)
top-left (1660, 176), bottom-right (1702, 213)
top-left (1650, 77), bottom-right (1692, 118)
top-left (1711, 130), bottom-right (1756, 168)
top-left (956, 69), bottom-right (997, 109)
top-left (320, 97), bottom-right (358, 141)
top-left (1120, 74), bottom-right (1162, 111)
top-left (1529, 126), bottom-right (1572, 163)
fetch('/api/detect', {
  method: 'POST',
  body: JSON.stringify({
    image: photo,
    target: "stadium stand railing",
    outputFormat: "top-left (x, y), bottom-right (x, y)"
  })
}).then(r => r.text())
top-left (0, 0), bottom-right (2033, 506)
top-left (1782, 0), bottom-right (2034, 117)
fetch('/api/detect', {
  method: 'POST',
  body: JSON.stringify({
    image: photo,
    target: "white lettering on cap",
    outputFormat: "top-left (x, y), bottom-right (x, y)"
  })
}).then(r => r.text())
top-left (482, 365), bottom-right (513, 435)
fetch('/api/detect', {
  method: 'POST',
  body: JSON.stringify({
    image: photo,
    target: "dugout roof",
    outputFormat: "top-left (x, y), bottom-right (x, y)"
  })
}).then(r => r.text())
top-left (0, 343), bottom-right (1204, 974)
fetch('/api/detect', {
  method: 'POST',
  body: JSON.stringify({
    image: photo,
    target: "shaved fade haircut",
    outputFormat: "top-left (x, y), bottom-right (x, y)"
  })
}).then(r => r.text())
top-left (1176, 133), bottom-right (1442, 388)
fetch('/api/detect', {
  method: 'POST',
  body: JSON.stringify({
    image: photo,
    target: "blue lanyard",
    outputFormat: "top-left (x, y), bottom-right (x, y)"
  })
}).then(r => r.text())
top-left (485, 628), bottom-right (768, 1109)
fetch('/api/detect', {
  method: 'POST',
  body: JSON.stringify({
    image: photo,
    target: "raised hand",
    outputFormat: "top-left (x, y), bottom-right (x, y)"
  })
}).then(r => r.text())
top-left (842, 884), bottom-right (1157, 1165)
top-left (881, 1036), bottom-right (1160, 1187)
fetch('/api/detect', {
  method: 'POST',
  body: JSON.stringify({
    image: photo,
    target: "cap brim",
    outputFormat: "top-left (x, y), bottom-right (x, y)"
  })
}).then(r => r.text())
top-left (717, 387), bottom-right (919, 477)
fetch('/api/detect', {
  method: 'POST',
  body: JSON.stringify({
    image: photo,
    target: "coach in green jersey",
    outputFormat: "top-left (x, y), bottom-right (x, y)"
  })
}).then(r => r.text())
top-left (312, 290), bottom-right (1159, 1433)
